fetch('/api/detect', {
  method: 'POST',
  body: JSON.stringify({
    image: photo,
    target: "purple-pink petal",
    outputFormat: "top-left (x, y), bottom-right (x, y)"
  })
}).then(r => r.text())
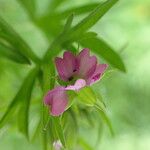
top-left (77, 49), bottom-right (97, 78)
top-left (65, 79), bottom-right (86, 91)
top-left (44, 86), bottom-right (68, 116)
top-left (55, 57), bottom-right (68, 81)
top-left (63, 51), bottom-right (76, 74)
top-left (55, 51), bottom-right (76, 81)
top-left (87, 64), bottom-right (108, 85)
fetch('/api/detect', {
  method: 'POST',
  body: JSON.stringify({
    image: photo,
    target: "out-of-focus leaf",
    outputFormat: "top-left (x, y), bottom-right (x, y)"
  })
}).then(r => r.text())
top-left (48, 0), bottom-right (67, 11)
top-left (36, 16), bottom-right (62, 39)
top-left (95, 104), bottom-right (114, 136)
top-left (79, 36), bottom-right (126, 72)
top-left (53, 117), bottom-right (66, 147)
top-left (77, 87), bottom-right (97, 106)
top-left (63, 14), bottom-right (74, 33)
top-left (17, 0), bottom-right (36, 19)
top-left (0, 16), bottom-right (40, 64)
top-left (78, 137), bottom-right (94, 150)
top-left (95, 119), bottom-right (103, 147)
top-left (0, 42), bottom-right (29, 64)
top-left (68, 109), bottom-right (78, 130)
top-left (18, 67), bottom-right (39, 139)
top-left (31, 119), bottom-right (41, 142)
top-left (59, 3), bottom-right (100, 18)
top-left (68, 0), bottom-right (118, 41)
top-left (0, 67), bottom-right (39, 129)
top-left (81, 109), bottom-right (95, 127)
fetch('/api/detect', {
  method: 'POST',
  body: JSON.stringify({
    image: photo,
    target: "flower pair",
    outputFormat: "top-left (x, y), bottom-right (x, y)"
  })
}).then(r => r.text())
top-left (44, 48), bottom-right (108, 116)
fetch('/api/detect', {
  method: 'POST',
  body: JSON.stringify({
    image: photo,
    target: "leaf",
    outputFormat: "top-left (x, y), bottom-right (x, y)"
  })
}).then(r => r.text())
top-left (0, 67), bottom-right (39, 129)
top-left (0, 42), bottom-right (30, 64)
top-left (77, 87), bottom-right (97, 106)
top-left (0, 16), bottom-right (40, 64)
top-left (17, 0), bottom-right (36, 19)
top-left (18, 67), bottom-right (39, 139)
top-left (36, 3), bottom-right (98, 38)
top-left (66, 90), bottom-right (77, 109)
top-left (79, 36), bottom-right (126, 72)
top-left (95, 92), bottom-right (106, 109)
top-left (79, 31), bottom-right (97, 41)
top-left (31, 119), bottom-right (41, 142)
top-left (36, 15), bottom-right (63, 38)
top-left (42, 62), bottom-right (55, 92)
top-left (95, 104), bottom-right (114, 136)
top-left (43, 15), bottom-right (74, 61)
top-left (63, 14), bottom-right (74, 33)
top-left (59, 3), bottom-right (100, 18)
top-left (48, 0), bottom-right (67, 11)
top-left (68, 0), bottom-right (119, 41)
top-left (43, 0), bottom-right (118, 62)
top-left (41, 62), bottom-right (56, 150)
top-left (52, 117), bottom-right (66, 147)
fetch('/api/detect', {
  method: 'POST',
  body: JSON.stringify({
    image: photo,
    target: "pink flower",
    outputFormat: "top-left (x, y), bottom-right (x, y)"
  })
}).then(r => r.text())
top-left (55, 48), bottom-right (108, 85)
top-left (44, 79), bottom-right (86, 116)
top-left (44, 86), bottom-right (68, 116)
top-left (44, 48), bottom-right (108, 116)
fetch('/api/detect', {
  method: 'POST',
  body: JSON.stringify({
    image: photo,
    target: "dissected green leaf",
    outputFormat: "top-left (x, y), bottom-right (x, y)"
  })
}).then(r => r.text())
top-left (44, 0), bottom-right (118, 61)
top-left (80, 109), bottom-right (95, 127)
top-left (53, 117), bottom-right (66, 147)
top-left (17, 0), bottom-right (36, 19)
top-left (68, 0), bottom-right (118, 41)
top-left (77, 87), bottom-right (97, 106)
top-left (66, 90), bottom-right (77, 109)
top-left (0, 42), bottom-right (30, 64)
top-left (95, 92), bottom-right (106, 109)
top-left (63, 110), bottom-right (78, 149)
top-left (36, 3), bottom-right (99, 37)
top-left (18, 67), bottom-right (39, 139)
top-left (0, 16), bottom-right (40, 64)
top-left (0, 67), bottom-right (39, 129)
top-left (79, 36), bottom-right (126, 72)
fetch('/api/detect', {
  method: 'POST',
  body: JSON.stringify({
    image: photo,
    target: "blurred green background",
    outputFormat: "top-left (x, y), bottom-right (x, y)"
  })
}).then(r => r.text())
top-left (0, 0), bottom-right (150, 150)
